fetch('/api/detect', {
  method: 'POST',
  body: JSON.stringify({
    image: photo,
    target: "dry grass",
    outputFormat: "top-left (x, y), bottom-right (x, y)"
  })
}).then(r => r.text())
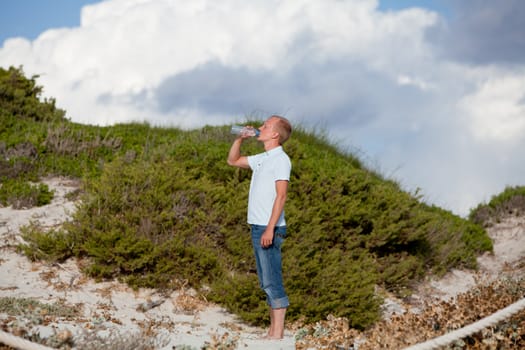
top-left (172, 288), bottom-right (209, 315)
top-left (295, 278), bottom-right (525, 349)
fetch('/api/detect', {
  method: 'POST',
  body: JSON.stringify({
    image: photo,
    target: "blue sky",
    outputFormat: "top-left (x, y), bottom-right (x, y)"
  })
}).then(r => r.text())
top-left (379, 0), bottom-right (450, 15)
top-left (0, 0), bottom-right (100, 43)
top-left (1, 0), bottom-right (524, 216)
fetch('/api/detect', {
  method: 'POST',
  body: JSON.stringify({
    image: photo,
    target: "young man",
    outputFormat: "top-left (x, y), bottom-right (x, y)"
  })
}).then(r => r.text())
top-left (227, 115), bottom-right (292, 339)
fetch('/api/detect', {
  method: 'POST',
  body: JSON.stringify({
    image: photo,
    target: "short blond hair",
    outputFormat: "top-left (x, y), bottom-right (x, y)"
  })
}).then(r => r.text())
top-left (271, 115), bottom-right (292, 144)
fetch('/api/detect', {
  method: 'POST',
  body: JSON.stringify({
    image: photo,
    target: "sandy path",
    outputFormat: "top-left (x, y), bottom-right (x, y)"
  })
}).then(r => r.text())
top-left (412, 215), bottom-right (525, 303)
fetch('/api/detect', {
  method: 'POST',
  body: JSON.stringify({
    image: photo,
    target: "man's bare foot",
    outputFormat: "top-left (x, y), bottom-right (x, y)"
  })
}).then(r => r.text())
top-left (259, 333), bottom-right (283, 340)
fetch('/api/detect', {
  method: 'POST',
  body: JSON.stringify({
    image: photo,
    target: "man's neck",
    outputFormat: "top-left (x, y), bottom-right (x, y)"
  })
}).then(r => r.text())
top-left (264, 141), bottom-right (281, 152)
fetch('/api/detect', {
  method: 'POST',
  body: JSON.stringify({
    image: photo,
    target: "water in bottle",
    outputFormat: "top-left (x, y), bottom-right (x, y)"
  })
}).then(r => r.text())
top-left (230, 125), bottom-right (260, 137)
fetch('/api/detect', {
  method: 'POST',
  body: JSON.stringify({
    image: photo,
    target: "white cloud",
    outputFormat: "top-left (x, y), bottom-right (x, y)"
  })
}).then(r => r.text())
top-left (459, 72), bottom-right (525, 142)
top-left (0, 0), bottom-right (439, 125)
top-left (396, 74), bottom-right (434, 90)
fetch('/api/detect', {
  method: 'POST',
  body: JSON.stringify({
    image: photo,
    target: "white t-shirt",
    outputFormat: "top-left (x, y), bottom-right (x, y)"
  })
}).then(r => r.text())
top-left (247, 146), bottom-right (291, 226)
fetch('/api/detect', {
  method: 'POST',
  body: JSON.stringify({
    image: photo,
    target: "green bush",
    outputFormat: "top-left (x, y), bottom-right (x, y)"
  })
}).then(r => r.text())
top-left (17, 125), bottom-right (494, 328)
top-left (470, 186), bottom-right (525, 226)
top-left (0, 66), bottom-right (66, 123)
top-left (21, 125), bottom-right (493, 328)
top-left (0, 179), bottom-right (54, 208)
top-left (19, 223), bottom-right (75, 262)
top-left (6, 67), bottom-right (495, 329)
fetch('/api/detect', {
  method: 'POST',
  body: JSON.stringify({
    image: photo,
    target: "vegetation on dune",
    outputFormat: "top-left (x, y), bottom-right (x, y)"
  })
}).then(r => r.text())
top-left (470, 185), bottom-right (525, 227)
top-left (1, 66), bottom-right (494, 329)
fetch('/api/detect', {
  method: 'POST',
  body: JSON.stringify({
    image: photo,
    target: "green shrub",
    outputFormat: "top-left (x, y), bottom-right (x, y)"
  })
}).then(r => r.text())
top-left (470, 186), bottom-right (525, 226)
top-left (0, 179), bottom-right (54, 208)
top-left (0, 66), bottom-right (66, 123)
top-left (19, 125), bottom-right (494, 328)
top-left (18, 222), bottom-right (77, 262)
top-left (8, 67), bottom-right (495, 329)
top-left (0, 156), bottom-right (38, 181)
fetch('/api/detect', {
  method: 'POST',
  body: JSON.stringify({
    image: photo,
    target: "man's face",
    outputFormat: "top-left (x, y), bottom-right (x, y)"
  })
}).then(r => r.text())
top-left (258, 117), bottom-right (278, 141)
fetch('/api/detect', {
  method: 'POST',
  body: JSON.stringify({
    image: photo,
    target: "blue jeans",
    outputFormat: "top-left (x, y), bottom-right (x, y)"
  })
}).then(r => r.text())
top-left (250, 224), bottom-right (289, 309)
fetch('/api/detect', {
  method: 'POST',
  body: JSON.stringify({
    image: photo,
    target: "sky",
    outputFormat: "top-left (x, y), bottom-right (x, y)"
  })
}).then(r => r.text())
top-left (1, 0), bottom-right (524, 217)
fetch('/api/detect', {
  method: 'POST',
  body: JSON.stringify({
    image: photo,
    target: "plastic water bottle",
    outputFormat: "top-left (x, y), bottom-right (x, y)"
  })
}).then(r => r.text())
top-left (230, 125), bottom-right (260, 137)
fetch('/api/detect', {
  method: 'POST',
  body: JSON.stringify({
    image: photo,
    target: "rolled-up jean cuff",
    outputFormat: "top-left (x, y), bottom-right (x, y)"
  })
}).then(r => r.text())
top-left (269, 296), bottom-right (289, 309)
